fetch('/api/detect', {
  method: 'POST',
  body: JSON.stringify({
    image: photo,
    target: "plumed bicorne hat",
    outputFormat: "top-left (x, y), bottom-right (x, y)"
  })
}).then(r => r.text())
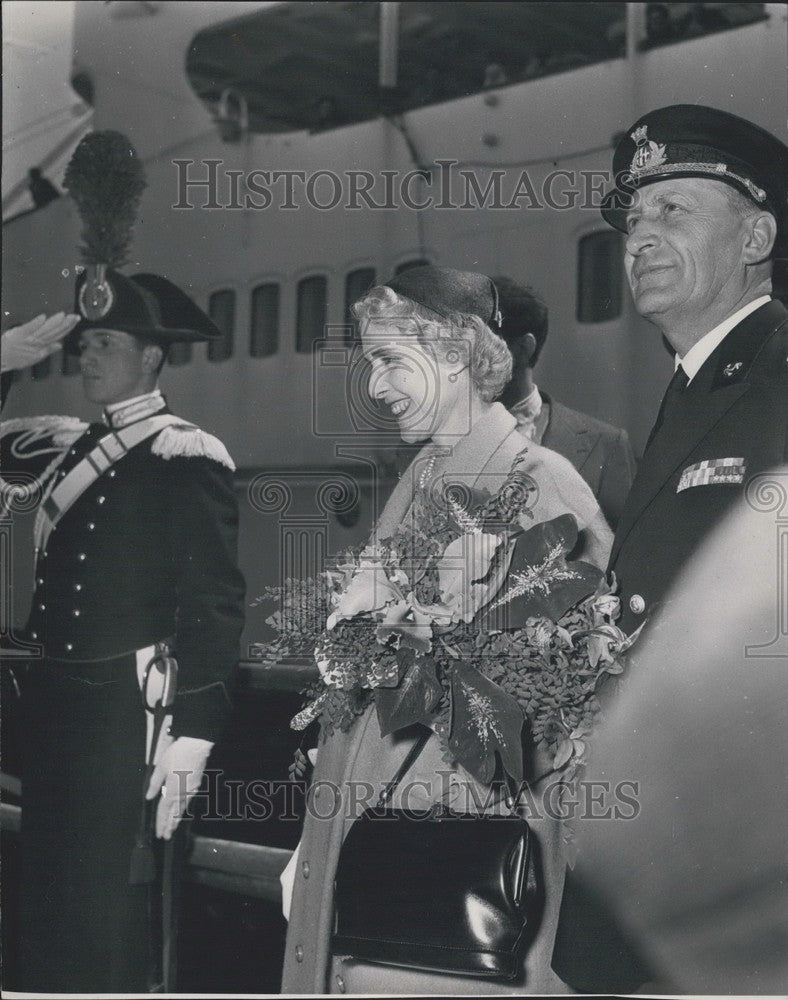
top-left (385, 265), bottom-right (503, 330)
top-left (61, 129), bottom-right (222, 354)
top-left (64, 269), bottom-right (222, 355)
top-left (602, 104), bottom-right (788, 257)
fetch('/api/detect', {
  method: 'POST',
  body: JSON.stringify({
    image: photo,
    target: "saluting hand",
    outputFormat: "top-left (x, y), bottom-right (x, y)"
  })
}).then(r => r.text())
top-left (1, 312), bottom-right (80, 373)
top-left (145, 735), bottom-right (214, 840)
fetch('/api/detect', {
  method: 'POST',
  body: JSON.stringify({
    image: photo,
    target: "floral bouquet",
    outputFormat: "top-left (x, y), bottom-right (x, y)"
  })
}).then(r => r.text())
top-left (256, 455), bottom-right (641, 786)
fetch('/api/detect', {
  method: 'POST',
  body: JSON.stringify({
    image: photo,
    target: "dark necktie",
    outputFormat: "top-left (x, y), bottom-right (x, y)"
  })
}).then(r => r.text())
top-left (645, 364), bottom-right (690, 451)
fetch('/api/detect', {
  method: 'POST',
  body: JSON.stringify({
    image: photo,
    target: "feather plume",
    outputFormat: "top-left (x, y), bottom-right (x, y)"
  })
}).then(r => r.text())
top-left (63, 131), bottom-right (147, 268)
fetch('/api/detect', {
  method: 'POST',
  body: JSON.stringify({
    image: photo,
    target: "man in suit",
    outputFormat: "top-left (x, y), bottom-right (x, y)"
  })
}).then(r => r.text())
top-left (495, 275), bottom-right (636, 528)
top-left (552, 104), bottom-right (788, 992)
top-left (0, 271), bottom-right (246, 992)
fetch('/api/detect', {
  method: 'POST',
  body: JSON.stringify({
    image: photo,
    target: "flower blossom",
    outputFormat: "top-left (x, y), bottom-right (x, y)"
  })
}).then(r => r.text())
top-left (326, 554), bottom-right (407, 630)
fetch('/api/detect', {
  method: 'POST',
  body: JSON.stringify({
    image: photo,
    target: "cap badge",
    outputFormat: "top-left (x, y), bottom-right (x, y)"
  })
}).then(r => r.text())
top-left (630, 125), bottom-right (667, 176)
top-left (78, 263), bottom-right (114, 320)
top-left (722, 361), bottom-right (743, 378)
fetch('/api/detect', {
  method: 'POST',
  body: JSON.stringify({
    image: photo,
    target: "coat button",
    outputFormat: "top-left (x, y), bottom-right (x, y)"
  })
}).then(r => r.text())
top-left (65, 642), bottom-right (73, 652)
top-left (302, 861), bottom-right (310, 879)
top-left (335, 974), bottom-right (346, 992)
top-left (629, 594), bottom-right (646, 615)
top-left (36, 577), bottom-right (44, 586)
top-left (97, 496), bottom-right (106, 504)
top-left (74, 583), bottom-right (82, 592)
top-left (38, 603), bottom-right (46, 611)
top-left (78, 553), bottom-right (87, 561)
top-left (72, 609), bottom-right (81, 617)
top-left (108, 470), bottom-right (116, 478)
top-left (87, 522), bottom-right (96, 531)
top-left (295, 944), bottom-right (304, 963)
top-left (31, 631), bottom-right (38, 639)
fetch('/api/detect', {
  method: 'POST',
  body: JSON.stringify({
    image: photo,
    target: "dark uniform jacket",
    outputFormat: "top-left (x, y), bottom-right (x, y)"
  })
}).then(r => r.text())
top-left (1, 392), bottom-right (246, 741)
top-left (552, 298), bottom-right (788, 993)
top-left (611, 298), bottom-right (788, 635)
top-left (540, 392), bottom-right (636, 530)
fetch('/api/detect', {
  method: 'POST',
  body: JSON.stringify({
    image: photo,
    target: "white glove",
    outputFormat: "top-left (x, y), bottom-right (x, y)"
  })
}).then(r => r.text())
top-left (145, 735), bottom-right (214, 840)
top-left (1, 312), bottom-right (80, 373)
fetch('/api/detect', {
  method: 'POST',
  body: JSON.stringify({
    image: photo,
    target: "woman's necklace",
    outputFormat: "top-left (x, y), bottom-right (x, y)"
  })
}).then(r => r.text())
top-left (418, 454), bottom-right (438, 490)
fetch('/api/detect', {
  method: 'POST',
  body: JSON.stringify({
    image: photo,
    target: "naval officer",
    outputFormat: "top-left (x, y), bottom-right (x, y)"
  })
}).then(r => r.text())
top-left (551, 103), bottom-right (788, 993)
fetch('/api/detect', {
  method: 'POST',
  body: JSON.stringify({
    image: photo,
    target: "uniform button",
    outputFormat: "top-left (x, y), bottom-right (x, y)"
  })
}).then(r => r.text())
top-left (295, 944), bottom-right (304, 963)
top-left (78, 553), bottom-right (87, 561)
top-left (74, 584), bottom-right (83, 592)
top-left (65, 642), bottom-right (73, 652)
top-left (335, 974), bottom-right (346, 992)
top-left (72, 609), bottom-right (81, 617)
top-left (302, 861), bottom-right (310, 879)
top-left (108, 470), bottom-right (117, 478)
top-left (38, 603), bottom-right (46, 611)
top-left (97, 496), bottom-right (106, 504)
top-left (36, 577), bottom-right (44, 586)
top-left (87, 523), bottom-right (96, 531)
top-left (629, 594), bottom-right (646, 615)
top-left (31, 631), bottom-right (38, 639)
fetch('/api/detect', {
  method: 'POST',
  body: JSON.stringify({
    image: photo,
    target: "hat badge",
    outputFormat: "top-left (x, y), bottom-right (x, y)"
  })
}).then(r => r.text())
top-left (630, 125), bottom-right (667, 176)
top-left (78, 263), bottom-right (115, 321)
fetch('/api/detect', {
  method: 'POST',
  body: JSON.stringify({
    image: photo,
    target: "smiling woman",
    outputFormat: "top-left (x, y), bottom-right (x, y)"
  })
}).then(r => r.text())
top-left (281, 266), bottom-right (614, 994)
top-left (354, 276), bottom-right (512, 446)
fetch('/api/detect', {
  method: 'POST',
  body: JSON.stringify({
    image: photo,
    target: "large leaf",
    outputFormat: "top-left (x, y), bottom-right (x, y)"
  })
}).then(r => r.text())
top-left (375, 655), bottom-right (443, 737)
top-left (477, 515), bottom-right (603, 629)
top-left (448, 661), bottom-right (524, 784)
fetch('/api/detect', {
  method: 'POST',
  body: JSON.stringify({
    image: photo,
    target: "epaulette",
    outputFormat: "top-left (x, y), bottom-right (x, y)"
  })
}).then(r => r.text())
top-left (1, 415), bottom-right (89, 455)
top-left (151, 422), bottom-right (236, 471)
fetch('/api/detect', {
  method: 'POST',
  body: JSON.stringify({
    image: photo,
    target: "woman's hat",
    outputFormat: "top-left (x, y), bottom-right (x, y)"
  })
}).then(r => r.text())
top-left (64, 268), bottom-right (223, 354)
top-left (386, 265), bottom-right (502, 329)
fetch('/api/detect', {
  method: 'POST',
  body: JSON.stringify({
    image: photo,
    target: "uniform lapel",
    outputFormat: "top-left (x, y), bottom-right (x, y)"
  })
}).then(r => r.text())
top-left (611, 301), bottom-right (786, 566)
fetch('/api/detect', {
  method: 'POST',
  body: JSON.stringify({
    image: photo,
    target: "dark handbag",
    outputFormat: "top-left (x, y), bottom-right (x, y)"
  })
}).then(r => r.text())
top-left (332, 731), bottom-right (542, 981)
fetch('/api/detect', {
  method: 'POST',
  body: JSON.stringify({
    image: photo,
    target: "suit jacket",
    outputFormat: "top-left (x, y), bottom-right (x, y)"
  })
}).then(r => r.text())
top-left (1, 396), bottom-right (246, 741)
top-left (540, 392), bottom-right (636, 531)
top-left (552, 299), bottom-right (788, 993)
top-left (281, 403), bottom-right (612, 994)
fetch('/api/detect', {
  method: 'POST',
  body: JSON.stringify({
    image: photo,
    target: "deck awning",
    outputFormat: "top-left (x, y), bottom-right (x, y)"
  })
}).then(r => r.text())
top-left (186, 1), bottom-right (627, 135)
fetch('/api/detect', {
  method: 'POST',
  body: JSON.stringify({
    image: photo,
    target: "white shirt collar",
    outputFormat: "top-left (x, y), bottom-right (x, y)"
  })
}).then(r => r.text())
top-left (677, 296), bottom-right (771, 382)
top-left (511, 384), bottom-right (542, 419)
